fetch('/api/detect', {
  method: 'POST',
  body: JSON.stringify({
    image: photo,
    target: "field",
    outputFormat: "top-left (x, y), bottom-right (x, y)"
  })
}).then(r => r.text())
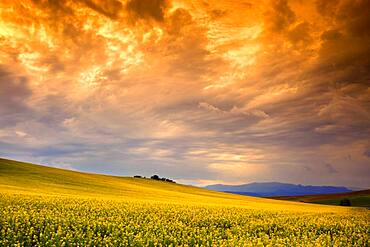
top-left (270, 190), bottom-right (370, 208)
top-left (0, 158), bottom-right (369, 246)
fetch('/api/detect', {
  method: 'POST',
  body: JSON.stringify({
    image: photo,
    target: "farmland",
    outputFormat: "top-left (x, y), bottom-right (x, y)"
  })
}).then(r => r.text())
top-left (0, 158), bottom-right (369, 246)
top-left (269, 190), bottom-right (370, 208)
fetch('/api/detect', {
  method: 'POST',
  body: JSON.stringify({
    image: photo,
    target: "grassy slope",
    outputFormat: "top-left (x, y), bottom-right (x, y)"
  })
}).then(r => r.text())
top-left (270, 190), bottom-right (370, 207)
top-left (0, 158), bottom-right (355, 212)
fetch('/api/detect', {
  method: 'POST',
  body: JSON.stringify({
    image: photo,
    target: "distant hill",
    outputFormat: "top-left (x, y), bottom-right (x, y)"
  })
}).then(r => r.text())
top-left (204, 182), bottom-right (352, 197)
top-left (270, 190), bottom-right (370, 207)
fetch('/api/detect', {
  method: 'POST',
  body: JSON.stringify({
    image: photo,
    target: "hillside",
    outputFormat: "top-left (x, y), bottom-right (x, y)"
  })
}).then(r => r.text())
top-left (0, 158), bottom-right (242, 204)
top-left (270, 190), bottom-right (370, 207)
top-left (205, 182), bottom-right (352, 197)
top-left (0, 158), bottom-right (331, 211)
top-left (1, 158), bottom-right (369, 246)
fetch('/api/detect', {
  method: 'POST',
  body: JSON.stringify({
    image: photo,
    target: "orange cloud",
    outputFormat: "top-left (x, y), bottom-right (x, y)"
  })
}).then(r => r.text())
top-left (0, 0), bottom-right (369, 187)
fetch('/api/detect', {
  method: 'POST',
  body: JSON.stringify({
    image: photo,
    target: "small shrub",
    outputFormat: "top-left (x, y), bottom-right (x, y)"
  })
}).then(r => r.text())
top-left (339, 199), bottom-right (351, 206)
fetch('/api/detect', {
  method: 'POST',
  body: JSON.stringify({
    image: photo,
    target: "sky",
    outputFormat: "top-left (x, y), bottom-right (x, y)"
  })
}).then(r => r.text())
top-left (0, 0), bottom-right (369, 188)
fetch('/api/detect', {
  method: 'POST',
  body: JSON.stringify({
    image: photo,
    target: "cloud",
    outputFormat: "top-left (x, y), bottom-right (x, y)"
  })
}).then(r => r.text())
top-left (15, 131), bottom-right (28, 138)
top-left (198, 102), bottom-right (225, 114)
top-left (30, 0), bottom-right (123, 19)
top-left (287, 22), bottom-right (313, 48)
top-left (0, 66), bottom-right (32, 126)
top-left (364, 150), bottom-right (370, 158)
top-left (0, 0), bottom-right (369, 188)
top-left (198, 102), bottom-right (269, 119)
top-left (30, 0), bottom-right (74, 15)
top-left (315, 0), bottom-right (370, 77)
top-left (126, 0), bottom-right (169, 22)
top-left (265, 0), bottom-right (296, 32)
top-left (80, 0), bottom-right (123, 19)
top-left (324, 163), bottom-right (338, 174)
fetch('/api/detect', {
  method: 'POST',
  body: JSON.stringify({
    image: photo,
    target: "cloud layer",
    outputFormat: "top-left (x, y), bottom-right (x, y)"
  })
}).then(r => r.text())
top-left (0, 0), bottom-right (369, 187)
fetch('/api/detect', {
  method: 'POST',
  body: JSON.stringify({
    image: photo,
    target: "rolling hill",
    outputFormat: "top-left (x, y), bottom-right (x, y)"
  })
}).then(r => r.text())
top-left (0, 157), bottom-right (329, 210)
top-left (1, 158), bottom-right (369, 246)
top-left (0, 157), bottom-right (250, 205)
top-left (204, 182), bottom-right (352, 197)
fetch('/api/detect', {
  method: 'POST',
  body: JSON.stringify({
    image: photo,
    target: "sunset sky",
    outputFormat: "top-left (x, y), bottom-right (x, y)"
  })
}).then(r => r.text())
top-left (0, 0), bottom-right (369, 187)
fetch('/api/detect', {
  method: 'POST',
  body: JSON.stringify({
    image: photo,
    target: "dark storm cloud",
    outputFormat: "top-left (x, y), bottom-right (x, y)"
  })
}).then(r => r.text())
top-left (316, 0), bottom-right (370, 74)
top-left (0, 66), bottom-right (32, 126)
top-left (31, 0), bottom-right (123, 19)
top-left (126, 0), bottom-right (169, 22)
top-left (30, 0), bottom-right (74, 15)
top-left (315, 0), bottom-right (340, 17)
top-left (1, 0), bottom-right (369, 187)
top-left (242, 0), bottom-right (370, 152)
top-left (80, 0), bottom-right (123, 19)
top-left (35, 94), bottom-right (76, 127)
top-left (265, 0), bottom-right (295, 32)
top-left (287, 22), bottom-right (313, 47)
top-left (296, 0), bottom-right (370, 151)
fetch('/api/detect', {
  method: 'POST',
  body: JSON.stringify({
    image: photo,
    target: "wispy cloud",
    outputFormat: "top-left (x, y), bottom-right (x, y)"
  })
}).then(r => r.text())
top-left (0, 0), bottom-right (369, 187)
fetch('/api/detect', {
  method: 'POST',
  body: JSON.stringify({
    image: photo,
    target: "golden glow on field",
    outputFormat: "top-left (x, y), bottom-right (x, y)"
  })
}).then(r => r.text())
top-left (0, 158), bottom-right (369, 246)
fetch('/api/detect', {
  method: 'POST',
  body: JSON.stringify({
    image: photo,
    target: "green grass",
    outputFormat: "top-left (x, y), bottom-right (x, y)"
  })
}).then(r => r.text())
top-left (1, 158), bottom-right (369, 246)
top-left (270, 190), bottom-right (370, 207)
top-left (315, 195), bottom-right (370, 207)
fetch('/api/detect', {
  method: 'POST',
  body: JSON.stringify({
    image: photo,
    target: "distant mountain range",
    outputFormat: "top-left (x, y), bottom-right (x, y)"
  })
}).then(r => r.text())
top-left (204, 182), bottom-right (353, 197)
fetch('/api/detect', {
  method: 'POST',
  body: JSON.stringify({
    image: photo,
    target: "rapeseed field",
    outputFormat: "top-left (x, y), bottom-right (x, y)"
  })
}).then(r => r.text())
top-left (0, 158), bottom-right (369, 246)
